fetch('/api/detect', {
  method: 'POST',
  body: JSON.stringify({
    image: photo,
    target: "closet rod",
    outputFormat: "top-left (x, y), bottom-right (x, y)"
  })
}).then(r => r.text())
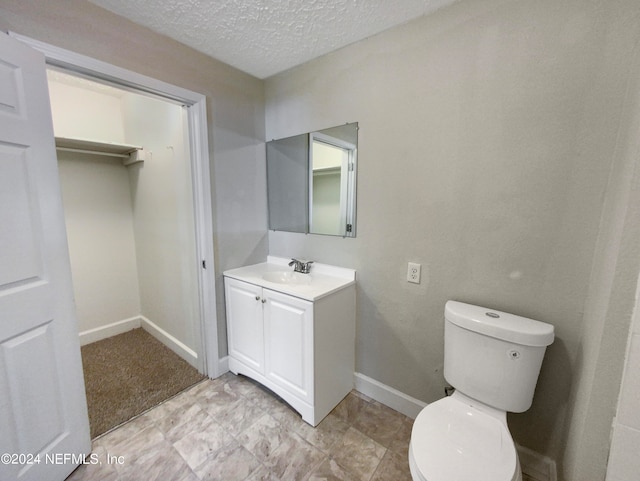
top-left (55, 146), bottom-right (131, 158)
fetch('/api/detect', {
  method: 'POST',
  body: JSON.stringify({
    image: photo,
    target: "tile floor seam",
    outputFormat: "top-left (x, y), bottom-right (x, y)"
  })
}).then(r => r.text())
top-left (301, 453), bottom-right (331, 481)
top-left (331, 449), bottom-right (387, 481)
top-left (187, 419), bottom-right (259, 477)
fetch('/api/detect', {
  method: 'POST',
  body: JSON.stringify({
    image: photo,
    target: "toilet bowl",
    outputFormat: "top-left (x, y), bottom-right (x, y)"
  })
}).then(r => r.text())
top-left (409, 392), bottom-right (521, 481)
top-left (408, 301), bottom-right (553, 481)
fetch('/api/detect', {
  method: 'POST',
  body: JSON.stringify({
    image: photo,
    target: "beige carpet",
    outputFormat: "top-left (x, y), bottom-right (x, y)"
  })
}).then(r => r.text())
top-left (81, 328), bottom-right (205, 438)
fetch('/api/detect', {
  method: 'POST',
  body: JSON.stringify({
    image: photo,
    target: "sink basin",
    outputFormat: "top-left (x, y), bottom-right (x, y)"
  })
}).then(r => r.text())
top-left (262, 271), bottom-right (312, 285)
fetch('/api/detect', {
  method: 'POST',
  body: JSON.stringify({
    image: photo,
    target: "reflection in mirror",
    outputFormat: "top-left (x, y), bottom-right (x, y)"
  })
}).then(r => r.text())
top-left (310, 132), bottom-right (356, 236)
top-left (266, 123), bottom-right (358, 237)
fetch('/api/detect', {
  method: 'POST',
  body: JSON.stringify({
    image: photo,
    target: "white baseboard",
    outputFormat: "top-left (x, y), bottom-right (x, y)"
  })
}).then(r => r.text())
top-left (79, 315), bottom-right (200, 370)
top-left (217, 356), bottom-right (229, 376)
top-left (517, 444), bottom-right (557, 481)
top-left (353, 372), bottom-right (427, 419)
top-left (79, 316), bottom-right (141, 346)
top-left (140, 316), bottom-right (198, 369)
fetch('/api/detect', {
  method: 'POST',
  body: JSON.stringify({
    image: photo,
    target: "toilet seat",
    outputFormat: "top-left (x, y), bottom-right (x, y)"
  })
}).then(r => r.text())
top-left (409, 395), bottom-right (519, 481)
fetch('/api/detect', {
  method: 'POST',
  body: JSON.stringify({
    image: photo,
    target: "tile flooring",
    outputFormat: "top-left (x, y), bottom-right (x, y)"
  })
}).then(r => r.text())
top-left (66, 372), bottom-right (414, 481)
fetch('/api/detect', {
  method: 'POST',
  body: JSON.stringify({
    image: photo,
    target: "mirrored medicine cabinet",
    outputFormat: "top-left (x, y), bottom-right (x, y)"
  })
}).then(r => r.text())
top-left (266, 122), bottom-right (358, 237)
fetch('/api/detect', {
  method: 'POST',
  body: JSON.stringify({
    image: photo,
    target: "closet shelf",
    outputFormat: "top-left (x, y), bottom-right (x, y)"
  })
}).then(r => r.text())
top-left (55, 137), bottom-right (146, 165)
top-left (312, 166), bottom-right (340, 176)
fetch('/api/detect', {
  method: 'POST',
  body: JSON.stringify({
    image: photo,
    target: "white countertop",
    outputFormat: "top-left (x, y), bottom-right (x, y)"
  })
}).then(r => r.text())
top-left (223, 256), bottom-right (356, 301)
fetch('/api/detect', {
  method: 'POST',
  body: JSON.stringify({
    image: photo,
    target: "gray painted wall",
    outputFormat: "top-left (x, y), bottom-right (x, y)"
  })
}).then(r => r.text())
top-left (265, 0), bottom-right (640, 477)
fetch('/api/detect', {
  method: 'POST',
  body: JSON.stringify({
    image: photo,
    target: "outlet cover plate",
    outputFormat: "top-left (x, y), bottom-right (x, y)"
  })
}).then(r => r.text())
top-left (407, 262), bottom-right (421, 284)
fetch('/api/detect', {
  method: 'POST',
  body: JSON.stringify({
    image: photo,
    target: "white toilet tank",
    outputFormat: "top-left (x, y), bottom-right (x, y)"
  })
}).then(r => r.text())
top-left (443, 301), bottom-right (554, 413)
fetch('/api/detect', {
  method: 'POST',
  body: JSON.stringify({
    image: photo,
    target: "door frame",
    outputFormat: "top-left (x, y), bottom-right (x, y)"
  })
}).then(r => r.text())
top-left (9, 32), bottom-right (221, 378)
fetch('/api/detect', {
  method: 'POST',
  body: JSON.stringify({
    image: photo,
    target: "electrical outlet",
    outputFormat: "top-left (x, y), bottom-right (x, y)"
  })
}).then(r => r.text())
top-left (407, 262), bottom-right (421, 284)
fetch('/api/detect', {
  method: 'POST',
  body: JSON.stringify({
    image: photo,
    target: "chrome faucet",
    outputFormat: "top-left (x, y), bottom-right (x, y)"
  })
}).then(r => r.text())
top-left (288, 258), bottom-right (314, 274)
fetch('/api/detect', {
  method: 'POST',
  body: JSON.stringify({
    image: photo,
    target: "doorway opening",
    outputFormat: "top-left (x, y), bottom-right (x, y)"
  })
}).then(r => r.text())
top-left (47, 67), bottom-right (209, 437)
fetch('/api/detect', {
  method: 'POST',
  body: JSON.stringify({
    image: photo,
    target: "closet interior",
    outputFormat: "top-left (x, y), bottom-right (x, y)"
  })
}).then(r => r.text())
top-left (48, 69), bottom-right (205, 437)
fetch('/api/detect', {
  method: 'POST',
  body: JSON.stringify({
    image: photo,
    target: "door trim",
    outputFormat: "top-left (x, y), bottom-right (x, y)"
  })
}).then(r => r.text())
top-left (9, 32), bottom-right (221, 378)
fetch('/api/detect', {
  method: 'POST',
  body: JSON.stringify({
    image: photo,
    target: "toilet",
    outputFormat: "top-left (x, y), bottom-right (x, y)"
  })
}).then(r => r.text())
top-left (409, 300), bottom-right (554, 481)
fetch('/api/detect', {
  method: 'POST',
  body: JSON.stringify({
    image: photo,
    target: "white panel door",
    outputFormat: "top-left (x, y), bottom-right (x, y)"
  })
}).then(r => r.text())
top-left (264, 289), bottom-right (313, 402)
top-left (225, 278), bottom-right (265, 374)
top-left (0, 33), bottom-right (91, 481)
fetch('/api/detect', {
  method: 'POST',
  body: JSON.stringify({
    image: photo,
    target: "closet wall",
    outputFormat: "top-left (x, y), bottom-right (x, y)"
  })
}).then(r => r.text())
top-left (51, 74), bottom-right (141, 335)
top-left (49, 72), bottom-right (200, 367)
top-left (121, 94), bottom-right (200, 359)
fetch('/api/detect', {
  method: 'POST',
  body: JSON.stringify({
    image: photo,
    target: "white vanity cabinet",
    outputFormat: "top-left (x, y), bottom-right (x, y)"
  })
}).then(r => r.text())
top-left (263, 288), bottom-right (314, 403)
top-left (225, 279), bottom-right (266, 375)
top-left (223, 257), bottom-right (356, 426)
top-left (225, 278), bottom-right (314, 403)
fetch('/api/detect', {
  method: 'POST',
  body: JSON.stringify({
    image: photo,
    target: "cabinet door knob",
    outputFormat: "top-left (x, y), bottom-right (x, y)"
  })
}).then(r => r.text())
top-left (262, 298), bottom-right (267, 303)
top-left (255, 296), bottom-right (261, 301)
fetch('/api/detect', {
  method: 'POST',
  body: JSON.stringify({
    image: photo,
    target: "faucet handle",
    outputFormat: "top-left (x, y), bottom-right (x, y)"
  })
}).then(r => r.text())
top-left (288, 258), bottom-right (313, 273)
top-left (288, 258), bottom-right (302, 272)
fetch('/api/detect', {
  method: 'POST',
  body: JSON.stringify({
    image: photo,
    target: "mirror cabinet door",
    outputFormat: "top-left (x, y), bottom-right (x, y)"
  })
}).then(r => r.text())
top-left (266, 134), bottom-right (309, 233)
top-left (266, 122), bottom-right (357, 237)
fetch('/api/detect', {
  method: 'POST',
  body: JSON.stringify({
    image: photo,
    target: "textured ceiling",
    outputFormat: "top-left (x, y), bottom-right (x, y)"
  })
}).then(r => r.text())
top-left (89, 0), bottom-right (459, 79)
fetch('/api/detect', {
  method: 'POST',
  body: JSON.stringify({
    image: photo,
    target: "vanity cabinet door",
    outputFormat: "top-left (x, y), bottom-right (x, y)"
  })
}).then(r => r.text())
top-left (225, 278), bottom-right (265, 374)
top-left (263, 289), bottom-right (314, 403)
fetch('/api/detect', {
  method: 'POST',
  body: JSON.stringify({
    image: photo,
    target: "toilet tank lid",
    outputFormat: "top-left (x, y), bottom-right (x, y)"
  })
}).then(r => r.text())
top-left (445, 301), bottom-right (555, 347)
